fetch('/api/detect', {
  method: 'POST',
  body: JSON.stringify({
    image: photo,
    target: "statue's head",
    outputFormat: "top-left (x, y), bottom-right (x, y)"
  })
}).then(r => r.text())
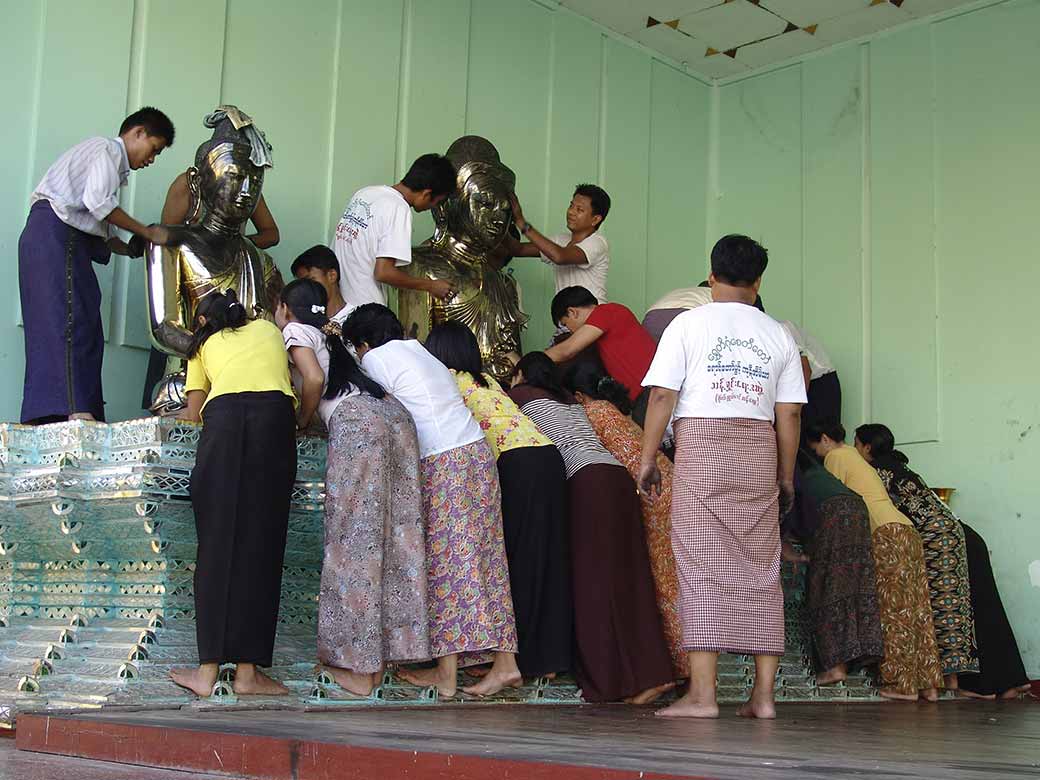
top-left (191, 106), bottom-right (273, 226)
top-left (435, 136), bottom-right (515, 251)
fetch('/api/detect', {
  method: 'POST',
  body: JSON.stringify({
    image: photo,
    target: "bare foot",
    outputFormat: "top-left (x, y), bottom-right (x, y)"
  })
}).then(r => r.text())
top-left (399, 665), bottom-right (456, 698)
top-left (170, 666), bottom-right (218, 697)
top-left (626, 681), bottom-right (677, 705)
top-left (737, 697), bottom-right (776, 719)
top-left (69, 412), bottom-right (96, 422)
top-left (233, 667), bottom-right (289, 696)
top-left (920, 687), bottom-right (940, 702)
top-left (816, 664), bottom-right (847, 686)
top-left (655, 693), bottom-right (719, 718)
top-left (879, 687), bottom-right (918, 701)
top-left (1001, 684), bottom-right (1031, 700)
top-left (463, 665), bottom-right (491, 679)
top-left (321, 664), bottom-right (376, 696)
top-left (944, 673), bottom-right (959, 691)
top-left (462, 667), bottom-right (522, 696)
top-left (957, 688), bottom-right (996, 701)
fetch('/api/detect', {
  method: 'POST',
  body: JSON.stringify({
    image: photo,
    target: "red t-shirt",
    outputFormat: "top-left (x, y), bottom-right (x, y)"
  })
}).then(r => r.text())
top-left (585, 303), bottom-right (657, 401)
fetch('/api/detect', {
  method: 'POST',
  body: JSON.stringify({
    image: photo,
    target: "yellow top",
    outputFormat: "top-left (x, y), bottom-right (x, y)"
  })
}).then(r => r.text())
top-left (185, 319), bottom-right (295, 409)
top-left (453, 370), bottom-right (552, 459)
top-left (823, 445), bottom-right (913, 533)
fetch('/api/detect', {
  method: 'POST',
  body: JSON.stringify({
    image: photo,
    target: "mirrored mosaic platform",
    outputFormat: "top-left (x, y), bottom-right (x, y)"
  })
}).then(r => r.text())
top-left (0, 419), bottom-right (880, 727)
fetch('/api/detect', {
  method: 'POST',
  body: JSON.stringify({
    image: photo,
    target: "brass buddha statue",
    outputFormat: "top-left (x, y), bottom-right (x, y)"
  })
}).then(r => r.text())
top-left (399, 136), bottom-right (527, 379)
top-left (145, 107), bottom-right (283, 411)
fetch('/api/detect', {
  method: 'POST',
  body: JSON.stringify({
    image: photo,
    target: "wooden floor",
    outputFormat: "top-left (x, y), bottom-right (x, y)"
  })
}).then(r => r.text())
top-left (16, 699), bottom-right (1040, 780)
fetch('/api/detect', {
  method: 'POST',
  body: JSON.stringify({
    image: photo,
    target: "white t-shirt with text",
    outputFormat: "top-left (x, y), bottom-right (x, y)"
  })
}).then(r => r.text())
top-left (642, 302), bottom-right (806, 422)
top-left (780, 321), bottom-right (836, 381)
top-left (361, 339), bottom-right (484, 458)
top-left (333, 185), bottom-right (412, 309)
top-left (543, 231), bottom-right (610, 303)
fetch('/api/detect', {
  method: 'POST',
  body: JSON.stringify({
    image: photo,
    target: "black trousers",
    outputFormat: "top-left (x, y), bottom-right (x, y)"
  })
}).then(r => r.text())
top-left (805, 371), bottom-right (842, 429)
top-left (190, 391), bottom-right (297, 666)
top-left (497, 445), bottom-right (572, 677)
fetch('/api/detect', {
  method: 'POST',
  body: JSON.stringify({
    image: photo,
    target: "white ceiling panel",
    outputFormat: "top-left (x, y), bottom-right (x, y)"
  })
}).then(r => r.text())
top-left (679, 0), bottom-right (789, 51)
top-left (558, 0), bottom-right (984, 80)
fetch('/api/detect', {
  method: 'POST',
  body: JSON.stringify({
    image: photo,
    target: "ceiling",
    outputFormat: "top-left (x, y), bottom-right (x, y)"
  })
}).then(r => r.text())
top-left (558, 0), bottom-right (983, 80)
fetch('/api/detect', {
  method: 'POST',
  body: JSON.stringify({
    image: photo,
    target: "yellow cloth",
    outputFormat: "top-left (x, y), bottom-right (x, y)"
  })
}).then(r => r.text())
top-left (453, 370), bottom-right (551, 459)
top-left (823, 445), bottom-right (913, 533)
top-left (185, 319), bottom-right (295, 409)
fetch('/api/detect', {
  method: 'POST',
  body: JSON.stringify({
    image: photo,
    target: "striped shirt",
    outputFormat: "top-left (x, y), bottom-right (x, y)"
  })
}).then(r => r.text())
top-left (30, 137), bottom-right (130, 238)
top-left (508, 385), bottom-right (621, 479)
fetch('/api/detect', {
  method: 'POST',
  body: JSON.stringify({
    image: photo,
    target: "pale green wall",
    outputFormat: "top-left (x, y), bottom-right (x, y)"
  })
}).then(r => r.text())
top-left (715, 0), bottom-right (1040, 675)
top-left (0, 0), bottom-right (710, 422)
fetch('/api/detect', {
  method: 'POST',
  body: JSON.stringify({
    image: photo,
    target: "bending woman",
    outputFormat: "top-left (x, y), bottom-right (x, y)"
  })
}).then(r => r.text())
top-left (562, 362), bottom-right (684, 681)
top-left (170, 290), bottom-right (297, 697)
top-left (426, 321), bottom-right (572, 679)
top-left (509, 352), bottom-right (673, 704)
top-left (276, 280), bottom-right (428, 696)
top-left (342, 305), bottom-right (519, 698)
top-left (856, 424), bottom-right (1028, 699)
top-left (806, 420), bottom-right (942, 701)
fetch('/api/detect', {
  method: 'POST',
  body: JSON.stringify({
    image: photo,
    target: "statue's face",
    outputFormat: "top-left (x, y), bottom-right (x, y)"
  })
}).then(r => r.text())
top-left (199, 143), bottom-right (264, 223)
top-left (438, 162), bottom-right (513, 249)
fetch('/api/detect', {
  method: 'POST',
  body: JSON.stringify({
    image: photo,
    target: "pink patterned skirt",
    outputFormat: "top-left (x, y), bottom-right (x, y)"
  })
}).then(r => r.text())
top-left (421, 438), bottom-right (518, 659)
top-left (671, 417), bottom-right (784, 656)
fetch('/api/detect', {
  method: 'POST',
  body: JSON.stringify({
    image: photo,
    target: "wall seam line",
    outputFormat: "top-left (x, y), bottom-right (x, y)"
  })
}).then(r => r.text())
top-left (392, 0), bottom-right (411, 180)
top-left (860, 42), bottom-right (873, 425)
top-left (322, 0), bottom-right (344, 241)
top-left (929, 20), bottom-right (942, 443)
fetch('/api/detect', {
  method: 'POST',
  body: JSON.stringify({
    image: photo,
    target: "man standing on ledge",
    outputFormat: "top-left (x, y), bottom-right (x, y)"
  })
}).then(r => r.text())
top-left (638, 234), bottom-right (805, 720)
top-left (334, 154), bottom-right (457, 310)
top-left (508, 184), bottom-right (611, 304)
top-left (19, 107), bottom-right (175, 424)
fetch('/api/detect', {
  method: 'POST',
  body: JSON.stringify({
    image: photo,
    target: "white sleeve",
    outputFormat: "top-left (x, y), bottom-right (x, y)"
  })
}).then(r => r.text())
top-left (360, 350), bottom-right (393, 391)
top-left (82, 149), bottom-right (121, 223)
top-left (775, 339), bottom-right (809, 404)
top-left (576, 234), bottom-right (607, 268)
top-left (376, 201), bottom-right (412, 267)
top-left (781, 321), bottom-right (807, 355)
top-left (282, 323), bottom-right (322, 355)
top-left (642, 319), bottom-right (687, 391)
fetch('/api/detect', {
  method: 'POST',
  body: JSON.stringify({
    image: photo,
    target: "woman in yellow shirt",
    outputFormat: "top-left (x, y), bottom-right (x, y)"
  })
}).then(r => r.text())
top-left (169, 290), bottom-right (297, 699)
top-left (425, 321), bottom-right (572, 681)
top-left (806, 420), bottom-right (942, 702)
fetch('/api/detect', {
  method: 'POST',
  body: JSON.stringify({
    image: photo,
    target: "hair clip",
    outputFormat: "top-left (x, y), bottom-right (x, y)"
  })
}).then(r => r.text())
top-left (227, 300), bottom-right (244, 309)
top-left (311, 304), bottom-right (326, 314)
top-left (321, 320), bottom-right (342, 337)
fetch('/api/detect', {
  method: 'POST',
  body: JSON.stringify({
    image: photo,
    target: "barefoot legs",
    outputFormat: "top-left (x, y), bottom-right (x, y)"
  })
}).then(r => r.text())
top-left (656, 651), bottom-right (720, 718)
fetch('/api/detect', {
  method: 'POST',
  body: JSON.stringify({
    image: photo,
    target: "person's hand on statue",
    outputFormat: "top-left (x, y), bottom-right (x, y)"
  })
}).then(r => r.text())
top-left (508, 191), bottom-right (526, 231)
top-left (428, 279), bottom-right (455, 301)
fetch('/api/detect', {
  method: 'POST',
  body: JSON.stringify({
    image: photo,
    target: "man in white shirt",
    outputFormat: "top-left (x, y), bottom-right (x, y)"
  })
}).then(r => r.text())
top-left (291, 245), bottom-right (352, 324)
top-left (20, 107), bottom-right (175, 424)
top-left (333, 154), bottom-right (457, 310)
top-left (779, 320), bottom-right (842, 430)
top-left (506, 184), bottom-right (611, 303)
top-left (638, 234), bottom-right (805, 721)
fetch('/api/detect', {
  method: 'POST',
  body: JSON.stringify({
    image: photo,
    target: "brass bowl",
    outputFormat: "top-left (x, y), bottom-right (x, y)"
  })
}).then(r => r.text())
top-left (932, 487), bottom-right (955, 505)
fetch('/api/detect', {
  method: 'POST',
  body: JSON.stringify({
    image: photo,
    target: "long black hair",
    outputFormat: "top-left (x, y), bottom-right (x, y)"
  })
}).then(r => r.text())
top-left (341, 303), bottom-right (404, 351)
top-left (280, 279), bottom-right (385, 400)
top-left (855, 423), bottom-right (908, 464)
top-left (562, 362), bottom-right (632, 415)
top-left (513, 352), bottom-right (568, 401)
top-left (425, 321), bottom-right (488, 387)
top-left (186, 289), bottom-right (249, 358)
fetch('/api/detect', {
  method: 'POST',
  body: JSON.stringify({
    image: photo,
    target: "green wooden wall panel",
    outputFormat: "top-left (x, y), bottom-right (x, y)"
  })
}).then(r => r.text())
top-left (538, 11), bottom-right (604, 347)
top-left (120, 0), bottom-right (228, 351)
top-left (33, 0), bottom-right (135, 346)
top-left (400, 0), bottom-right (471, 248)
top-left (646, 61), bottom-right (710, 309)
top-left (869, 28), bottom-right (938, 443)
top-left (601, 39), bottom-right (651, 313)
top-left (0, 1), bottom-right (44, 419)
top-left (801, 47), bottom-right (864, 431)
top-left (467, 0), bottom-right (553, 352)
top-left (221, 0), bottom-right (339, 275)
top-left (718, 66), bottom-right (803, 324)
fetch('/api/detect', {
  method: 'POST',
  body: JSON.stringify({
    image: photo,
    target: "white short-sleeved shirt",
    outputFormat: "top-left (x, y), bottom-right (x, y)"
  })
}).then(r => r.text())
top-left (780, 321), bottom-right (836, 380)
top-left (646, 286), bottom-right (713, 313)
top-left (543, 231), bottom-right (610, 303)
top-left (31, 137), bottom-right (131, 238)
top-left (643, 302), bottom-right (806, 422)
top-left (360, 339), bottom-right (483, 458)
top-left (333, 185), bottom-right (412, 309)
top-left (282, 322), bottom-right (358, 427)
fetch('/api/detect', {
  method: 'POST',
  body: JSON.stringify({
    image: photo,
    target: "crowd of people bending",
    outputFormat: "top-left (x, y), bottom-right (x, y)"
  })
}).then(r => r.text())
top-left (168, 234), bottom-right (1030, 717)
